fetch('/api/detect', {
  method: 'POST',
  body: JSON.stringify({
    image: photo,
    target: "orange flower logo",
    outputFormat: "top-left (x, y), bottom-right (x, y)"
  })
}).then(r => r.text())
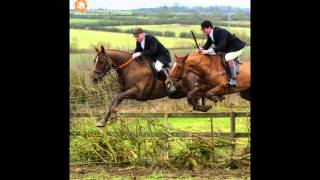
top-left (74, 0), bottom-right (88, 13)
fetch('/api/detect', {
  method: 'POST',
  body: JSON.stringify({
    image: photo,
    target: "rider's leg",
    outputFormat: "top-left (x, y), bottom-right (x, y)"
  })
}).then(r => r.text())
top-left (227, 60), bottom-right (237, 86)
top-left (225, 49), bottom-right (243, 87)
top-left (155, 60), bottom-right (176, 92)
top-left (155, 60), bottom-right (168, 78)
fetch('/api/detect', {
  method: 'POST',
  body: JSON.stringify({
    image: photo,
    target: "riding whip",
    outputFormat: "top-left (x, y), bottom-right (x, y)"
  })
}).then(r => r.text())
top-left (191, 30), bottom-right (200, 51)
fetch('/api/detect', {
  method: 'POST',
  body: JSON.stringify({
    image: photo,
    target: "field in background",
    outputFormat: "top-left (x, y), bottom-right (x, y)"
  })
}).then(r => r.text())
top-left (70, 29), bottom-right (197, 50)
top-left (70, 18), bottom-right (100, 24)
top-left (111, 24), bottom-right (250, 38)
top-left (70, 24), bottom-right (250, 50)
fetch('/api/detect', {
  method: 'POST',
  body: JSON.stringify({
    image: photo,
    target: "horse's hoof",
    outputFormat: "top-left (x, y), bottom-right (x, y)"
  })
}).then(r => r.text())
top-left (110, 118), bottom-right (117, 123)
top-left (201, 108), bottom-right (209, 112)
top-left (96, 121), bottom-right (106, 127)
top-left (193, 105), bottom-right (209, 112)
top-left (109, 114), bottom-right (117, 123)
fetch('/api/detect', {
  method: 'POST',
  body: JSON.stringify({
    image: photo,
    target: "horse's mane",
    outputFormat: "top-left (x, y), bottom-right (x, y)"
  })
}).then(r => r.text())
top-left (107, 49), bottom-right (131, 55)
top-left (188, 52), bottom-right (222, 58)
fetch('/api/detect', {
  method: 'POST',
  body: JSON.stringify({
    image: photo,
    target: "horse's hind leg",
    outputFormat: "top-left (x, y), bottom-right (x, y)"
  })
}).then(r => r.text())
top-left (205, 85), bottom-right (226, 101)
top-left (96, 88), bottom-right (137, 127)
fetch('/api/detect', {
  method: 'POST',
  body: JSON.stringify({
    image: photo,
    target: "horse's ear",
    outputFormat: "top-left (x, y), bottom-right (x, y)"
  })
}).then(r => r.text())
top-left (101, 45), bottom-right (105, 54)
top-left (175, 54), bottom-right (178, 59)
top-left (185, 53), bottom-right (189, 59)
top-left (95, 46), bottom-right (99, 52)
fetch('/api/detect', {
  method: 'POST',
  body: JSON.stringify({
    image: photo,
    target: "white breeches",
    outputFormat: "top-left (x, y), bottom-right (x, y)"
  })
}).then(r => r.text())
top-left (225, 49), bottom-right (243, 61)
top-left (154, 60), bottom-right (164, 72)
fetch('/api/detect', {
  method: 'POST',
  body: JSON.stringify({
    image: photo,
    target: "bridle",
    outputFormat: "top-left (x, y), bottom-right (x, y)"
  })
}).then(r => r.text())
top-left (169, 64), bottom-right (182, 81)
top-left (93, 53), bottom-right (134, 78)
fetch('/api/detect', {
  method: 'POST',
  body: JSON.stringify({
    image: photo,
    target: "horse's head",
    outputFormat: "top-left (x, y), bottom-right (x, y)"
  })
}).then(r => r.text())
top-left (165, 53), bottom-right (189, 93)
top-left (91, 45), bottom-right (113, 84)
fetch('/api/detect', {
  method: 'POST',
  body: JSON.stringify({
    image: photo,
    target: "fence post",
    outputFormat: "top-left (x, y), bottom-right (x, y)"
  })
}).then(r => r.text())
top-left (136, 118), bottom-right (141, 163)
top-left (210, 116), bottom-right (215, 165)
top-left (230, 112), bottom-right (236, 155)
top-left (164, 112), bottom-right (169, 159)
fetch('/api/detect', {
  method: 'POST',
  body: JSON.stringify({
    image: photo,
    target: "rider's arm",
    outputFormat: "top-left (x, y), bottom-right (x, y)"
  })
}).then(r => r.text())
top-left (133, 42), bottom-right (141, 53)
top-left (202, 36), bottom-right (212, 50)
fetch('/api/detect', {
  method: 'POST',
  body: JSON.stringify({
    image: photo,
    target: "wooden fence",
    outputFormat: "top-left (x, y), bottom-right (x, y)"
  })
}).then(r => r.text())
top-left (71, 111), bottom-right (250, 161)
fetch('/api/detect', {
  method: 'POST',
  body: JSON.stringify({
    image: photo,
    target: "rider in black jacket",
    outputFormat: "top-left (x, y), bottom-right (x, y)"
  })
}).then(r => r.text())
top-left (132, 28), bottom-right (171, 79)
top-left (199, 20), bottom-right (246, 87)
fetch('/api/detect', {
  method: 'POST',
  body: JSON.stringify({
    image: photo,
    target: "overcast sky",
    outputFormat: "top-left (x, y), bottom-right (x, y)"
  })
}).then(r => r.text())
top-left (70, 0), bottom-right (250, 10)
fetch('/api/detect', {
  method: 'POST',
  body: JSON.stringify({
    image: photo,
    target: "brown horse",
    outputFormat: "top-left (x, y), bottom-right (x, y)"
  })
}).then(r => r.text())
top-left (91, 45), bottom-right (211, 127)
top-left (165, 52), bottom-right (250, 104)
top-left (166, 54), bottom-right (225, 106)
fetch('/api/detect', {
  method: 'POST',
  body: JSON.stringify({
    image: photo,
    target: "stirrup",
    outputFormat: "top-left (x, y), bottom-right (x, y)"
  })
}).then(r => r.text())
top-left (228, 79), bottom-right (237, 87)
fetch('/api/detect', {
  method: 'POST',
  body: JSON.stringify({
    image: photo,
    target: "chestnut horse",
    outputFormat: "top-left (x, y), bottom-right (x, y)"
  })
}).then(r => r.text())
top-left (165, 53), bottom-right (250, 105)
top-left (91, 46), bottom-right (211, 127)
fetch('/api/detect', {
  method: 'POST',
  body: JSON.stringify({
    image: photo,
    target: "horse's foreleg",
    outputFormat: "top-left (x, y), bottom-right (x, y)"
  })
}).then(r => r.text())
top-left (96, 88), bottom-right (137, 127)
top-left (201, 96), bottom-right (206, 106)
top-left (187, 88), bottom-right (210, 112)
top-left (201, 96), bottom-right (213, 111)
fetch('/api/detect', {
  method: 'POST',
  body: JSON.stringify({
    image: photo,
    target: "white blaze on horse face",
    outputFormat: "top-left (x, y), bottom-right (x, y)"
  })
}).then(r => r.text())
top-left (172, 62), bottom-right (177, 72)
top-left (94, 56), bottom-right (99, 71)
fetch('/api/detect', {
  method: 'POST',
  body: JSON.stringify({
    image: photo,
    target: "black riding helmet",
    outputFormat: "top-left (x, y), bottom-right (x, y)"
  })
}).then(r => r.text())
top-left (133, 28), bottom-right (143, 37)
top-left (201, 20), bottom-right (213, 30)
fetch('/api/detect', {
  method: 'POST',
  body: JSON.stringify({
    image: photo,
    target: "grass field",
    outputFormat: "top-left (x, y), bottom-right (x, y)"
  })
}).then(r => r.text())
top-left (70, 29), bottom-right (250, 62)
top-left (70, 29), bottom-right (197, 50)
top-left (70, 18), bottom-right (101, 24)
top-left (71, 116), bottom-right (250, 134)
top-left (111, 24), bottom-right (250, 38)
top-left (70, 18), bottom-right (250, 27)
top-left (70, 45), bottom-right (250, 68)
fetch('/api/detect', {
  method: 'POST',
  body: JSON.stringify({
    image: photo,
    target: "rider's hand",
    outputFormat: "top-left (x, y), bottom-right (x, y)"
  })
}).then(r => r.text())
top-left (132, 52), bottom-right (142, 59)
top-left (201, 50), bottom-right (209, 54)
top-left (202, 48), bottom-right (216, 55)
top-left (198, 48), bottom-right (203, 53)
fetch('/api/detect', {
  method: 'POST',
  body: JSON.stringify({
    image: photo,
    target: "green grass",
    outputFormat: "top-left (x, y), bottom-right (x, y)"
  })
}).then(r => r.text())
top-left (71, 117), bottom-right (250, 133)
top-left (69, 44), bottom-right (250, 69)
top-left (70, 29), bottom-right (197, 50)
top-left (111, 24), bottom-right (250, 38)
top-left (70, 18), bottom-right (101, 24)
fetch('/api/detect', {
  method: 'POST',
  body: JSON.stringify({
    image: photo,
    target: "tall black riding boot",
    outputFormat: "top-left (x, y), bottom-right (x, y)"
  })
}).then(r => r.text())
top-left (160, 68), bottom-right (169, 78)
top-left (227, 60), bottom-right (237, 87)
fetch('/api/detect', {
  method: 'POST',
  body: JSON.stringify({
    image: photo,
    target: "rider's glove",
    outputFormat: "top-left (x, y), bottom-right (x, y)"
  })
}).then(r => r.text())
top-left (132, 52), bottom-right (142, 59)
top-left (202, 48), bottom-right (216, 55)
